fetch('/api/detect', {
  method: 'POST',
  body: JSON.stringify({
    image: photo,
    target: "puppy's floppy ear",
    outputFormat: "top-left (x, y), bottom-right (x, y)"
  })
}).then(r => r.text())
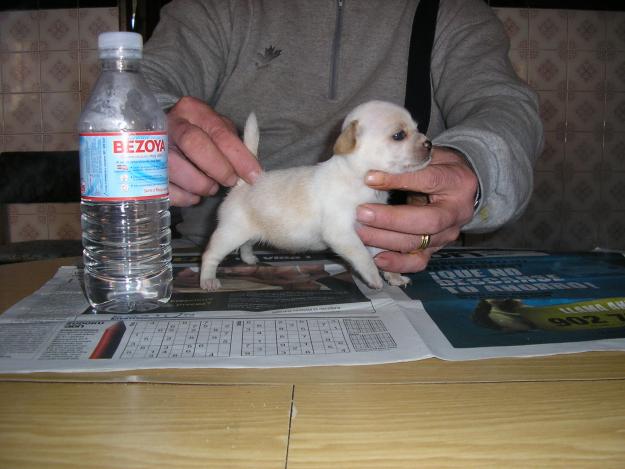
top-left (333, 120), bottom-right (359, 155)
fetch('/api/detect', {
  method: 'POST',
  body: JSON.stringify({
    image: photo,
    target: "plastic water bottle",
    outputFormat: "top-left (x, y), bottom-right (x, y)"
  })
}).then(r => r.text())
top-left (78, 32), bottom-right (172, 312)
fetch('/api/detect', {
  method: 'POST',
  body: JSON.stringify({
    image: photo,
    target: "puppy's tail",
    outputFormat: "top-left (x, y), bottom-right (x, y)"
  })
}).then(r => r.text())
top-left (235, 112), bottom-right (260, 188)
top-left (243, 112), bottom-right (259, 160)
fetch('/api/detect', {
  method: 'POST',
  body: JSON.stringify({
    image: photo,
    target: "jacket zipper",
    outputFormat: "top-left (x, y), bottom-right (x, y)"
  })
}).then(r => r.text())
top-left (329, 0), bottom-right (344, 100)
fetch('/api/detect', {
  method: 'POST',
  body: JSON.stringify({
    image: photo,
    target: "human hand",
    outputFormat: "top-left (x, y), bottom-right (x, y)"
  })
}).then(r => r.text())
top-left (356, 147), bottom-right (479, 273)
top-left (167, 96), bottom-right (262, 206)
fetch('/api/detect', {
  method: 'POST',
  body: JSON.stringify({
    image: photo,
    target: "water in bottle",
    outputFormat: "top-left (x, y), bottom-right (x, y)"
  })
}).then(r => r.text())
top-left (78, 31), bottom-right (172, 313)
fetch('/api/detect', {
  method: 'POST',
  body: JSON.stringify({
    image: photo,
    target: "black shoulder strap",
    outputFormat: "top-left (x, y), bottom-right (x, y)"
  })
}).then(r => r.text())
top-left (404, 0), bottom-right (440, 134)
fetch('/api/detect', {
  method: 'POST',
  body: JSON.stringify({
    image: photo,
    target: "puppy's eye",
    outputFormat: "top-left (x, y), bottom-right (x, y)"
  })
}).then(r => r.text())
top-left (392, 130), bottom-right (407, 141)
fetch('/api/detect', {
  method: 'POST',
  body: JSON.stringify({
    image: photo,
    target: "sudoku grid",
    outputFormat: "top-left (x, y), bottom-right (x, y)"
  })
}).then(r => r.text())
top-left (119, 317), bottom-right (397, 359)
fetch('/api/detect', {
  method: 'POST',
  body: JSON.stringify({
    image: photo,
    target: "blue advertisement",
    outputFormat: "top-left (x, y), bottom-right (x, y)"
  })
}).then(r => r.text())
top-left (404, 249), bottom-right (625, 348)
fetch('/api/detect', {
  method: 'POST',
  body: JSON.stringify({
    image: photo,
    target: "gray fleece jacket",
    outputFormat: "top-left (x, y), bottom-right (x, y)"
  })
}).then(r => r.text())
top-left (142, 0), bottom-right (544, 247)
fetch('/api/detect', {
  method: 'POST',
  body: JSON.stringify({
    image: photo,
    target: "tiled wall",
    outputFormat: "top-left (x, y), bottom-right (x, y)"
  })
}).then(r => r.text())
top-left (465, 8), bottom-right (625, 251)
top-left (0, 7), bottom-right (118, 151)
top-left (0, 6), bottom-right (118, 242)
top-left (1, 7), bottom-right (625, 251)
top-left (6, 202), bottom-right (80, 242)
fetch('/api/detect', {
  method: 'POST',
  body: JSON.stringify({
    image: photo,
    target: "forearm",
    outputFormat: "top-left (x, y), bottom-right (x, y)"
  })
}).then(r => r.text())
top-left (432, 0), bottom-right (544, 233)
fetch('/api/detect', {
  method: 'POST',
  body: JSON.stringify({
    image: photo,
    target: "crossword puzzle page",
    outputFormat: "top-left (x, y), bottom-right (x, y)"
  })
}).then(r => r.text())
top-left (120, 317), bottom-right (398, 360)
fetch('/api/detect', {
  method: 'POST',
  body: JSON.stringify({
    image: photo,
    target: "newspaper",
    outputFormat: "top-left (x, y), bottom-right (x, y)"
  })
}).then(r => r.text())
top-left (0, 252), bottom-right (431, 372)
top-left (393, 249), bottom-right (625, 360)
top-left (1, 249), bottom-right (624, 373)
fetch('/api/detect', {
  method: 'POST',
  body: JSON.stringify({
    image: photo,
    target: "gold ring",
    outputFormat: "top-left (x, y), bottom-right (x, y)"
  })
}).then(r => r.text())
top-left (410, 234), bottom-right (431, 253)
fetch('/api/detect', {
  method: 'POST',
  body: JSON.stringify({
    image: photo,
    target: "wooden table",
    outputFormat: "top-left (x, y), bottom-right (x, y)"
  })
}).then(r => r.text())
top-left (1, 258), bottom-right (624, 468)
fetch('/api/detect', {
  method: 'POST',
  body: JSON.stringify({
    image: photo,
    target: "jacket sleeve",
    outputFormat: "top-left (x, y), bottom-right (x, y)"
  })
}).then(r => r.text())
top-left (431, 0), bottom-right (544, 233)
top-left (141, 0), bottom-right (234, 109)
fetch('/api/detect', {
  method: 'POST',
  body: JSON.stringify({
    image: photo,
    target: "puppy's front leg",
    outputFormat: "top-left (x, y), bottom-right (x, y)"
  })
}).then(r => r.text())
top-left (382, 271), bottom-right (411, 287)
top-left (367, 247), bottom-right (411, 287)
top-left (326, 229), bottom-right (384, 290)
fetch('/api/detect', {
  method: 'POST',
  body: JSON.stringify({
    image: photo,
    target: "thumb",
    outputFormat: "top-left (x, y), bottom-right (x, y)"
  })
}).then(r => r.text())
top-left (364, 170), bottom-right (388, 188)
top-left (365, 164), bottom-right (465, 195)
top-left (364, 170), bottom-right (416, 191)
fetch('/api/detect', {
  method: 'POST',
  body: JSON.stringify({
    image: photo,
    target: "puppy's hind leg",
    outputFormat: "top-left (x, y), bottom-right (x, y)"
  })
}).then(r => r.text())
top-left (239, 241), bottom-right (258, 265)
top-left (200, 228), bottom-right (252, 291)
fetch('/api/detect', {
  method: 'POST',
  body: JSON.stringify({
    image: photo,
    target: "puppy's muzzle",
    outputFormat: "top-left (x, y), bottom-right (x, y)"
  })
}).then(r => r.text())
top-left (413, 139), bottom-right (433, 169)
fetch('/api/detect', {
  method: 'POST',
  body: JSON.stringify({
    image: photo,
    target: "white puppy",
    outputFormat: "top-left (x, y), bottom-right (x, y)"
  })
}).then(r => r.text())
top-left (200, 100), bottom-right (432, 291)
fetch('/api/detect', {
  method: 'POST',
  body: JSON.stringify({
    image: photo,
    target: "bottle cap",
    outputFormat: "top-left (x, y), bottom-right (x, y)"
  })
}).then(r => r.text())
top-left (98, 31), bottom-right (143, 59)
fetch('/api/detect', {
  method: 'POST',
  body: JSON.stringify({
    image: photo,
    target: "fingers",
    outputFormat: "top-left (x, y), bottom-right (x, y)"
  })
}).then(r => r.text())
top-left (364, 147), bottom-right (478, 220)
top-left (365, 165), bottom-right (454, 193)
top-left (367, 163), bottom-right (475, 201)
top-left (168, 147), bottom-right (220, 197)
top-left (169, 118), bottom-right (239, 187)
top-left (169, 182), bottom-right (200, 207)
top-left (166, 97), bottom-right (263, 207)
top-left (356, 148), bottom-right (479, 274)
top-left (170, 97), bottom-right (261, 185)
top-left (204, 118), bottom-right (262, 185)
top-left (356, 223), bottom-right (460, 253)
top-left (357, 202), bottom-right (459, 238)
top-left (373, 249), bottom-right (435, 274)
top-left (356, 198), bottom-right (464, 274)
top-left (219, 114), bottom-right (238, 134)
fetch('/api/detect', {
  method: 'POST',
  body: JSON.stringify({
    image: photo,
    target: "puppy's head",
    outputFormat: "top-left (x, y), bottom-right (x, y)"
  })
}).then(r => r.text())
top-left (333, 100), bottom-right (431, 174)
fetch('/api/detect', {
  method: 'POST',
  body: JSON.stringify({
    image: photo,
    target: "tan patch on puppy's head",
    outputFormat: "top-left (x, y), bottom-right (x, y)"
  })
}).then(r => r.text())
top-left (333, 120), bottom-right (359, 155)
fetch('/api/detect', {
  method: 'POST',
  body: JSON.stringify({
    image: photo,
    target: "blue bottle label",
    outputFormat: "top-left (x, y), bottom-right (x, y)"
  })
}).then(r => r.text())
top-left (79, 131), bottom-right (168, 201)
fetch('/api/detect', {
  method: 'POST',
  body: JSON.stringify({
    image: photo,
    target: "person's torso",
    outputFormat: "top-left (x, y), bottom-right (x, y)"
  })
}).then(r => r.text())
top-left (210, 0), bottom-right (419, 169)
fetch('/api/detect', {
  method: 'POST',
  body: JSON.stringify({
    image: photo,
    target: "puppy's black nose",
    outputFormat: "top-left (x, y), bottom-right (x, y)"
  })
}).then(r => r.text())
top-left (423, 140), bottom-right (432, 150)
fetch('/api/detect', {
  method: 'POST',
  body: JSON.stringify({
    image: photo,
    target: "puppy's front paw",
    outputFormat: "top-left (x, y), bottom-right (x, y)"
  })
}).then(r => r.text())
top-left (200, 277), bottom-right (222, 292)
top-left (383, 271), bottom-right (411, 287)
top-left (363, 272), bottom-right (384, 290)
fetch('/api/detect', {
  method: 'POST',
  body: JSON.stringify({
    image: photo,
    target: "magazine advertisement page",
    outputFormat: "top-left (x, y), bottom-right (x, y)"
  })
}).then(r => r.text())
top-left (397, 249), bottom-right (625, 360)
